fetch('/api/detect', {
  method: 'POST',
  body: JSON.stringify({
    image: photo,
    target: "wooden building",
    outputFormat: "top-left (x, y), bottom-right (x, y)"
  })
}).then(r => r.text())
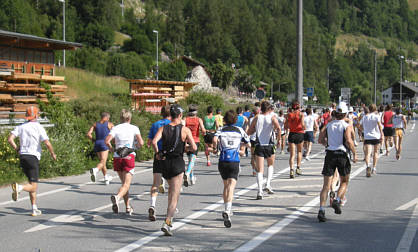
top-left (128, 79), bottom-right (197, 113)
top-left (0, 29), bottom-right (82, 119)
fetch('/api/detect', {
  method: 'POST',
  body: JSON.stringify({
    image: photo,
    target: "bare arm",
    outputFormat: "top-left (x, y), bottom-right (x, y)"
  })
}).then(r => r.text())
top-left (7, 134), bottom-right (19, 153)
top-left (247, 116), bottom-right (258, 136)
top-left (105, 134), bottom-right (114, 152)
top-left (272, 117), bottom-right (281, 145)
top-left (377, 121), bottom-right (384, 141)
top-left (199, 118), bottom-right (207, 135)
top-left (86, 123), bottom-right (96, 142)
top-left (318, 126), bottom-right (328, 146)
top-left (402, 115), bottom-right (407, 129)
top-left (345, 125), bottom-right (356, 162)
top-left (136, 134), bottom-right (144, 149)
top-left (300, 113), bottom-right (306, 130)
top-left (243, 117), bottom-right (249, 132)
top-left (43, 140), bottom-right (57, 161)
top-left (212, 136), bottom-right (219, 154)
top-left (185, 128), bottom-right (198, 152)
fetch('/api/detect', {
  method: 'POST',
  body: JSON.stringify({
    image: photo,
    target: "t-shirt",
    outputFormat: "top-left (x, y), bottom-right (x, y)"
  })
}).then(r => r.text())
top-left (148, 118), bottom-right (170, 150)
top-left (360, 113), bottom-right (381, 140)
top-left (277, 116), bottom-right (285, 133)
top-left (243, 111), bottom-right (251, 118)
top-left (304, 114), bottom-right (315, 132)
top-left (234, 115), bottom-right (245, 128)
top-left (109, 123), bottom-right (141, 157)
top-left (11, 121), bottom-right (49, 160)
top-left (216, 125), bottom-right (249, 163)
top-left (393, 114), bottom-right (405, 129)
top-left (204, 115), bottom-right (216, 131)
top-left (215, 114), bottom-right (224, 128)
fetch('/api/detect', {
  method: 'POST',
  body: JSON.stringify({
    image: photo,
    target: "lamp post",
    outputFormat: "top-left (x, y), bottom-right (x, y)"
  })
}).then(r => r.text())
top-left (58, 0), bottom-right (65, 67)
top-left (296, 0), bottom-right (303, 104)
top-left (400, 55), bottom-right (404, 106)
top-left (153, 30), bottom-right (159, 80)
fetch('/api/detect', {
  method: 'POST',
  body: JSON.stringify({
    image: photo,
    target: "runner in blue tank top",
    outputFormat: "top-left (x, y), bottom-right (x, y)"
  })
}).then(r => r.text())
top-left (87, 112), bottom-right (114, 185)
top-left (234, 107), bottom-right (248, 130)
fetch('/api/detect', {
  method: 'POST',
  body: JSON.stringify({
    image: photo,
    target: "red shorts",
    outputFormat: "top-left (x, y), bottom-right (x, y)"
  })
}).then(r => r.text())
top-left (113, 154), bottom-right (135, 173)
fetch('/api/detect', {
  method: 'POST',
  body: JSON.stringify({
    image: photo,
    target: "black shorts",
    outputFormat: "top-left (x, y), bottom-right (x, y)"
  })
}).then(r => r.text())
top-left (153, 154), bottom-right (163, 174)
top-left (254, 145), bottom-right (275, 158)
top-left (161, 157), bottom-right (185, 180)
top-left (187, 142), bottom-right (200, 155)
top-left (218, 162), bottom-right (240, 180)
top-left (20, 155), bottom-right (39, 182)
top-left (322, 151), bottom-right (351, 177)
top-left (383, 127), bottom-right (394, 137)
top-left (288, 132), bottom-right (304, 144)
top-left (204, 132), bottom-right (215, 144)
top-left (250, 140), bottom-right (257, 148)
top-left (304, 131), bottom-right (314, 143)
top-left (364, 139), bottom-right (381, 145)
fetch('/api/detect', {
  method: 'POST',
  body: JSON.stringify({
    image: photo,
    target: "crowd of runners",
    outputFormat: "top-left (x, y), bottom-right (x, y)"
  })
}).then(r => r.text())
top-left (8, 100), bottom-right (413, 235)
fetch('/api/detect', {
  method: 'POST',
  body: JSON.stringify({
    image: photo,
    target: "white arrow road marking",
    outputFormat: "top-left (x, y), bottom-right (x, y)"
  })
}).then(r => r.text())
top-left (396, 198), bottom-right (418, 211)
top-left (396, 199), bottom-right (418, 252)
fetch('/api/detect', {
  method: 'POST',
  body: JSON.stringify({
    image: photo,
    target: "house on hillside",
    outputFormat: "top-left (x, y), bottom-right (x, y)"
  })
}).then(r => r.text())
top-left (181, 56), bottom-right (212, 90)
top-left (382, 81), bottom-right (418, 107)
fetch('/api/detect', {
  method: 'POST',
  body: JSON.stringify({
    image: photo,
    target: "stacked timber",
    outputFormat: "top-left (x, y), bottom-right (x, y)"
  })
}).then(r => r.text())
top-left (0, 70), bottom-right (68, 119)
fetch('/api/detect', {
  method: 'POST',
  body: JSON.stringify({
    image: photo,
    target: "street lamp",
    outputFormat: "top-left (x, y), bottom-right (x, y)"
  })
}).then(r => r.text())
top-left (58, 0), bottom-right (65, 67)
top-left (153, 30), bottom-right (159, 80)
top-left (400, 55), bottom-right (404, 106)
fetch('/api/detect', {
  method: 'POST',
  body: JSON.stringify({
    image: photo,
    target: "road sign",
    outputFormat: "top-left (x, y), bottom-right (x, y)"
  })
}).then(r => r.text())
top-left (307, 87), bottom-right (314, 97)
top-left (341, 88), bottom-right (351, 104)
top-left (255, 89), bottom-right (265, 100)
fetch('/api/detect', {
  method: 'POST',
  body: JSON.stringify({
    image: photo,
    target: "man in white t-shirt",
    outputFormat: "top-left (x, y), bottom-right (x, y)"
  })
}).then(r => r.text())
top-left (303, 108), bottom-right (318, 160)
top-left (360, 104), bottom-right (383, 177)
top-left (8, 106), bottom-right (57, 216)
top-left (105, 109), bottom-right (144, 215)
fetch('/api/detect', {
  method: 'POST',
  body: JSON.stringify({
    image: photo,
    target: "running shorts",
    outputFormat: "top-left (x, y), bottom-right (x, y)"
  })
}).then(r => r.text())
top-left (113, 154), bottom-right (135, 174)
top-left (364, 139), bottom-right (380, 145)
top-left (383, 127), bottom-right (395, 137)
top-left (20, 154), bottom-right (39, 182)
top-left (94, 140), bottom-right (109, 152)
top-left (204, 132), bottom-right (216, 144)
top-left (254, 145), bottom-right (275, 158)
top-left (187, 142), bottom-right (200, 155)
top-left (395, 128), bottom-right (404, 138)
top-left (218, 162), bottom-right (240, 180)
top-left (304, 131), bottom-right (314, 143)
top-left (288, 132), bottom-right (304, 144)
top-left (322, 151), bottom-right (351, 177)
top-left (161, 157), bottom-right (185, 180)
top-left (153, 154), bottom-right (163, 174)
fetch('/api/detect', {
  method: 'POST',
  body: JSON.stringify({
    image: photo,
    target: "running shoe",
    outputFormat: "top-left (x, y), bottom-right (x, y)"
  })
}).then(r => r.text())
top-left (303, 150), bottom-right (307, 158)
top-left (148, 206), bottom-right (156, 221)
top-left (110, 195), bottom-right (119, 214)
top-left (329, 191), bottom-right (336, 207)
top-left (379, 149), bottom-right (383, 154)
top-left (104, 175), bottom-right (112, 185)
top-left (126, 205), bottom-right (134, 216)
top-left (90, 168), bottom-right (97, 182)
top-left (31, 209), bottom-right (42, 217)
top-left (354, 140), bottom-right (358, 147)
top-left (366, 167), bottom-right (371, 178)
top-left (191, 175), bottom-right (197, 185)
top-left (11, 182), bottom-right (19, 201)
top-left (296, 167), bottom-right (302, 175)
top-left (222, 211), bottom-right (232, 228)
top-left (256, 192), bottom-right (263, 200)
top-left (161, 222), bottom-right (173, 236)
top-left (183, 173), bottom-right (190, 187)
top-left (341, 196), bottom-right (347, 206)
top-left (158, 184), bottom-right (166, 194)
top-left (207, 161), bottom-right (211, 166)
top-left (331, 200), bottom-right (342, 214)
top-left (372, 168), bottom-right (377, 175)
top-left (317, 210), bottom-right (326, 222)
top-left (280, 150), bottom-right (284, 155)
top-left (264, 186), bottom-right (274, 194)
top-left (290, 169), bottom-right (295, 179)
top-left (305, 156), bottom-right (311, 161)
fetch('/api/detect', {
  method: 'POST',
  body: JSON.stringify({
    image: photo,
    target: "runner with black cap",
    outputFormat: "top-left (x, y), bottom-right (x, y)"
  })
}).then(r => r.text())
top-left (9, 106), bottom-right (57, 216)
top-left (317, 102), bottom-right (357, 222)
top-left (152, 104), bottom-right (197, 236)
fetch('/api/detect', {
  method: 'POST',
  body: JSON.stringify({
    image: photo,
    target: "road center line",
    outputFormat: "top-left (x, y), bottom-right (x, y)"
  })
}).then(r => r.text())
top-left (395, 201), bottom-right (418, 252)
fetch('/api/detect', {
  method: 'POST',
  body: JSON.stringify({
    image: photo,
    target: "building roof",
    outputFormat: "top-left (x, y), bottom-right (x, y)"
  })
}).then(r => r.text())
top-left (400, 82), bottom-right (418, 93)
top-left (0, 29), bottom-right (82, 50)
top-left (127, 79), bottom-right (197, 86)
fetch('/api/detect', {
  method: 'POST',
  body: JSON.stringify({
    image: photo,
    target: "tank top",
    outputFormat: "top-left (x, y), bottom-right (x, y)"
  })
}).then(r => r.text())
top-left (204, 115), bottom-right (216, 131)
top-left (393, 114), bottom-right (404, 129)
top-left (185, 117), bottom-right (200, 143)
top-left (234, 115), bottom-right (245, 128)
top-left (322, 112), bottom-right (331, 126)
top-left (161, 124), bottom-right (185, 159)
top-left (288, 111), bottom-right (304, 133)
top-left (383, 111), bottom-right (394, 127)
top-left (326, 120), bottom-right (349, 152)
top-left (95, 121), bottom-right (110, 141)
top-left (255, 114), bottom-right (275, 146)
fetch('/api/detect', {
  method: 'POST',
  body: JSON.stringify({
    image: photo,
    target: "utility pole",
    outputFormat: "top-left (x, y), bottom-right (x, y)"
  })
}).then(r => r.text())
top-left (121, 0), bottom-right (124, 17)
top-left (400, 55), bottom-right (404, 106)
top-left (60, 0), bottom-right (66, 67)
top-left (374, 51), bottom-right (377, 104)
top-left (296, 0), bottom-right (303, 104)
top-left (153, 30), bottom-right (159, 80)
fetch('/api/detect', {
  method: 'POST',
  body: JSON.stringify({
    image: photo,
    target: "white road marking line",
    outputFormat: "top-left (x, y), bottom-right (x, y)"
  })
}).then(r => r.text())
top-left (396, 201), bottom-right (418, 252)
top-left (113, 150), bottom-right (326, 252)
top-left (274, 177), bottom-right (323, 182)
top-left (234, 163), bottom-right (368, 252)
top-left (279, 184), bottom-right (322, 189)
top-left (24, 191), bottom-right (150, 233)
top-left (409, 121), bottom-right (415, 132)
top-left (396, 198), bottom-right (418, 211)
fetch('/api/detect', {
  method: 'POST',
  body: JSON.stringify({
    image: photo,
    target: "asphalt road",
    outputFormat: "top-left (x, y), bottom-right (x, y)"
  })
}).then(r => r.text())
top-left (0, 119), bottom-right (417, 252)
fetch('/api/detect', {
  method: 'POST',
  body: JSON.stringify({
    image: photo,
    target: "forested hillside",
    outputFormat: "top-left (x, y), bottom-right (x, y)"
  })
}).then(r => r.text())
top-left (0, 0), bottom-right (417, 104)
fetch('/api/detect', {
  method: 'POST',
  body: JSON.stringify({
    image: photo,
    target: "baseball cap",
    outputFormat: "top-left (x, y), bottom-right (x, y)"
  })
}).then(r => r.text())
top-left (170, 104), bottom-right (184, 115)
top-left (25, 106), bottom-right (39, 121)
top-left (349, 106), bottom-right (354, 113)
top-left (336, 102), bottom-right (348, 114)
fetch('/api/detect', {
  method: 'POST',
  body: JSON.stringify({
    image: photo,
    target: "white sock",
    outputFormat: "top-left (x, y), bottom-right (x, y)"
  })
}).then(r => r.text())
top-left (256, 173), bottom-right (263, 193)
top-left (266, 166), bottom-right (274, 188)
top-left (17, 184), bottom-right (23, 192)
top-left (225, 202), bottom-right (232, 213)
top-left (32, 204), bottom-right (38, 210)
top-left (161, 178), bottom-right (166, 187)
top-left (151, 196), bottom-right (156, 207)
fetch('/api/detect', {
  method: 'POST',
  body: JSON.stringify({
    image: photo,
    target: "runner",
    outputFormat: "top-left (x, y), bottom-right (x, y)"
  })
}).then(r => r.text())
top-left (247, 101), bottom-right (281, 199)
top-left (234, 107), bottom-right (249, 130)
top-left (214, 108), bottom-right (224, 129)
top-left (360, 104), bottom-right (383, 177)
top-left (147, 106), bottom-right (171, 221)
top-left (313, 108), bottom-right (320, 140)
top-left (249, 107), bottom-right (260, 176)
top-left (277, 110), bottom-right (286, 154)
top-left (243, 104), bottom-right (251, 119)
top-left (105, 109), bottom-right (144, 215)
top-left (378, 105), bottom-right (385, 154)
top-left (382, 104), bottom-right (395, 156)
top-left (317, 102), bottom-right (357, 222)
top-left (393, 108), bottom-right (407, 160)
top-left (9, 106), bottom-right (57, 216)
top-left (87, 112), bottom-right (114, 185)
top-left (203, 106), bottom-right (218, 167)
top-left (212, 110), bottom-right (250, 228)
top-left (285, 101), bottom-right (305, 178)
top-left (348, 107), bottom-right (358, 146)
top-left (320, 108), bottom-right (331, 131)
top-left (184, 104), bottom-right (206, 187)
top-left (303, 108), bottom-right (318, 161)
top-left (151, 104), bottom-right (197, 236)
